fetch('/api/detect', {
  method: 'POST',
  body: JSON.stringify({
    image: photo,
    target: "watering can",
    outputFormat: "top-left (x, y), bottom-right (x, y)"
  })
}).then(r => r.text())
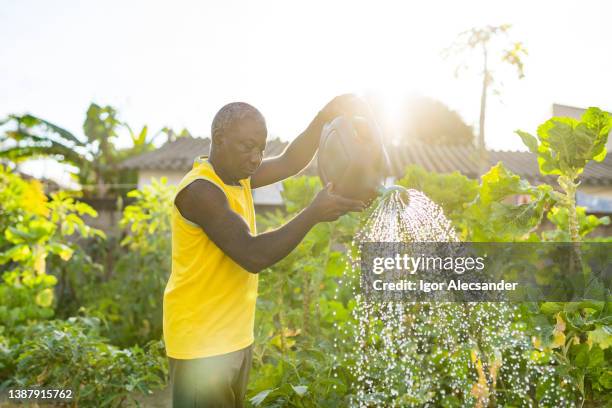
top-left (317, 113), bottom-right (408, 203)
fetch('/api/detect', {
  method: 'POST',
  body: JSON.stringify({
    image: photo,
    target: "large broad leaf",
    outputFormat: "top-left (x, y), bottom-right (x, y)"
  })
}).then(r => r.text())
top-left (0, 140), bottom-right (87, 166)
top-left (581, 107), bottom-right (612, 161)
top-left (0, 121), bottom-right (89, 169)
top-left (537, 117), bottom-right (577, 173)
top-left (9, 114), bottom-right (86, 146)
top-left (516, 130), bottom-right (538, 153)
top-left (463, 163), bottom-right (553, 241)
top-left (516, 107), bottom-right (611, 176)
top-left (479, 162), bottom-right (534, 204)
top-left (134, 125), bottom-right (148, 146)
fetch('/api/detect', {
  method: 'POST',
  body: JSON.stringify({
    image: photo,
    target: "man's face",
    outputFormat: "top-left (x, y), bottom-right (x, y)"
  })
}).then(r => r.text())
top-left (217, 118), bottom-right (267, 181)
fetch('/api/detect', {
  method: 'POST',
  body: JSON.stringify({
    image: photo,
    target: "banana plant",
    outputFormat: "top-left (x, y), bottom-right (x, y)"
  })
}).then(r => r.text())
top-left (0, 103), bottom-right (160, 197)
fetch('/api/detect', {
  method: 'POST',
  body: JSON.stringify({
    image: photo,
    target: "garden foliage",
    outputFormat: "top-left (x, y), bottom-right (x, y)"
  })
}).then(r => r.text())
top-left (0, 107), bottom-right (610, 406)
top-left (0, 167), bottom-right (168, 406)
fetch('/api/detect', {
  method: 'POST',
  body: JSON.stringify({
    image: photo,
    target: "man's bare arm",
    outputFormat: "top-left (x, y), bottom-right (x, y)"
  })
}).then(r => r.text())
top-left (250, 113), bottom-right (325, 189)
top-left (175, 179), bottom-right (364, 273)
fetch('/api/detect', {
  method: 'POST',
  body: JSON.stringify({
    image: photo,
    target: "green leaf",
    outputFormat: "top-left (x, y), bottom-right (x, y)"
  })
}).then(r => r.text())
top-left (573, 343), bottom-right (590, 368)
top-left (21, 114), bottom-right (85, 145)
top-left (35, 288), bottom-right (54, 308)
top-left (516, 130), bottom-right (538, 153)
top-left (75, 201), bottom-right (98, 217)
top-left (292, 385), bottom-right (308, 396)
top-left (48, 242), bottom-right (74, 261)
top-left (600, 371), bottom-right (612, 389)
top-left (581, 107), bottom-right (611, 162)
top-left (479, 162), bottom-right (532, 204)
top-left (540, 302), bottom-right (564, 315)
top-left (588, 326), bottom-right (612, 350)
top-left (2, 244), bottom-right (32, 262)
top-left (5, 226), bottom-right (35, 243)
top-left (588, 345), bottom-right (604, 368)
top-left (136, 125), bottom-right (148, 146)
top-left (250, 389), bottom-right (275, 406)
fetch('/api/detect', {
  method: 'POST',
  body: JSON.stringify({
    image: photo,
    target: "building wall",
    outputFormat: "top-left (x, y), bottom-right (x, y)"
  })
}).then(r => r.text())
top-left (580, 185), bottom-right (612, 199)
top-left (138, 170), bottom-right (185, 188)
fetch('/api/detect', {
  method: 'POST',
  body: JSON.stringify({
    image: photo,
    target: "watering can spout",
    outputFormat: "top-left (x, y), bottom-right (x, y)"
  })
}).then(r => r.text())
top-left (377, 184), bottom-right (410, 205)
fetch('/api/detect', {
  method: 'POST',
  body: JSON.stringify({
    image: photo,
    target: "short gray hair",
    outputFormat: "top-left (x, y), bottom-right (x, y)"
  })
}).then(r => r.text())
top-left (211, 102), bottom-right (266, 140)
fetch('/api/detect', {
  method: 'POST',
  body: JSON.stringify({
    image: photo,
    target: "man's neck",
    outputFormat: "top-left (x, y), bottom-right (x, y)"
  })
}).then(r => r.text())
top-left (208, 154), bottom-right (241, 186)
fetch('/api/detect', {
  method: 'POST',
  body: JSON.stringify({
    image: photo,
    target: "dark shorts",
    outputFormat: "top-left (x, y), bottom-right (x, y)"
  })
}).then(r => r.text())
top-left (169, 345), bottom-right (253, 408)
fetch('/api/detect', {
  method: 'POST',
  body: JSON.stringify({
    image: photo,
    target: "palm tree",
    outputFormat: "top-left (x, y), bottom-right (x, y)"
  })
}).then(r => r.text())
top-left (444, 24), bottom-right (527, 176)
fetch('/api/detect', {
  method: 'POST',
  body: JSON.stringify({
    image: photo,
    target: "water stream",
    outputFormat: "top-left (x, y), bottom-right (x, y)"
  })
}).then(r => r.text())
top-left (333, 189), bottom-right (572, 407)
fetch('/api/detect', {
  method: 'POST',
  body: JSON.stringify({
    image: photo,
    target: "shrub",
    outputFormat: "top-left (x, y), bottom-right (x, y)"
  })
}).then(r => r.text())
top-left (12, 317), bottom-right (167, 407)
top-left (83, 178), bottom-right (174, 346)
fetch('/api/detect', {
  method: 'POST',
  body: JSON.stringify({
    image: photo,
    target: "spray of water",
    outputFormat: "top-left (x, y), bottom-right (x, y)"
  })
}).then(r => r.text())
top-left (333, 189), bottom-right (572, 407)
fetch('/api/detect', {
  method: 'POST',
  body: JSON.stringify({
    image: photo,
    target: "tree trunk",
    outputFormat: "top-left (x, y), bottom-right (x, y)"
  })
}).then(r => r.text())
top-left (478, 47), bottom-right (489, 177)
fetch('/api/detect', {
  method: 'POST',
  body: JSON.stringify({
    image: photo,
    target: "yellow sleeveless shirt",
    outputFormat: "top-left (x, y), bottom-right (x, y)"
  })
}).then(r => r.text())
top-left (163, 157), bottom-right (258, 359)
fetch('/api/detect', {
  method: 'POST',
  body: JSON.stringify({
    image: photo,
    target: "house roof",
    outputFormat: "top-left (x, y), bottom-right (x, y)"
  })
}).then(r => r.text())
top-left (121, 137), bottom-right (612, 186)
top-left (386, 143), bottom-right (612, 186)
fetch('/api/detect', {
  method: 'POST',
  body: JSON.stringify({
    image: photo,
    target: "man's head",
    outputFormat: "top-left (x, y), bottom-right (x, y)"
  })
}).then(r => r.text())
top-left (210, 102), bottom-right (267, 181)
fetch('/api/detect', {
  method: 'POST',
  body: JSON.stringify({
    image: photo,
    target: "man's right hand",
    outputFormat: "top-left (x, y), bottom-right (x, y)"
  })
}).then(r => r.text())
top-left (307, 183), bottom-right (365, 222)
top-left (319, 94), bottom-right (374, 123)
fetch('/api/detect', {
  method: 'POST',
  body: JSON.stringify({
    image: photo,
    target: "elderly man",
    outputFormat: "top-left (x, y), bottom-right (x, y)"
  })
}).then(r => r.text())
top-left (163, 95), bottom-right (366, 407)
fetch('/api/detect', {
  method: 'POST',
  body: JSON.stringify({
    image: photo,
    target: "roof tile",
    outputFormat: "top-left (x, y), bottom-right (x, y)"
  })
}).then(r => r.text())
top-left (120, 138), bottom-right (612, 186)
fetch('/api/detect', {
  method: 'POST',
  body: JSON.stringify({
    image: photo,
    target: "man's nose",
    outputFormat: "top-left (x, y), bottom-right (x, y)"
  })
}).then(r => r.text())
top-left (250, 150), bottom-right (262, 165)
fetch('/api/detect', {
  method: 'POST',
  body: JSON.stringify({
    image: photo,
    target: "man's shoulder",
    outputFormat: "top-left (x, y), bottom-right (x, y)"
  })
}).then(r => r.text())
top-left (178, 177), bottom-right (224, 201)
top-left (178, 164), bottom-right (222, 192)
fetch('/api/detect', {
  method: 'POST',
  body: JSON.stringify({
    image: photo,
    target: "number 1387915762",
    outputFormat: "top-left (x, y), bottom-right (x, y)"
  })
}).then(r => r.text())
top-left (7, 388), bottom-right (74, 401)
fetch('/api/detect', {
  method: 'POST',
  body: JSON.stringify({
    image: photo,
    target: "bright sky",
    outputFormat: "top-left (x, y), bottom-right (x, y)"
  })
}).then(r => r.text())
top-left (2, 0), bottom-right (611, 183)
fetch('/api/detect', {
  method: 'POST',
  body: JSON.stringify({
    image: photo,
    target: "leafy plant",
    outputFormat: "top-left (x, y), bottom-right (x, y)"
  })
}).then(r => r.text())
top-left (13, 317), bottom-right (167, 407)
top-left (462, 162), bottom-right (554, 242)
top-left (1, 105), bottom-right (610, 406)
top-left (397, 164), bottom-right (479, 225)
top-left (517, 107), bottom-right (612, 405)
top-left (399, 162), bottom-right (554, 242)
top-left (0, 166), bottom-right (107, 386)
top-left (250, 176), bottom-right (358, 407)
top-left (517, 107), bottom-right (611, 241)
top-left (83, 178), bottom-right (175, 346)
top-left (0, 167), bottom-right (104, 334)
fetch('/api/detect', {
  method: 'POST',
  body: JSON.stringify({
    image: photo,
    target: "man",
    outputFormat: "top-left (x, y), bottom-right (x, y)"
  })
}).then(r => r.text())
top-left (163, 95), bottom-right (367, 407)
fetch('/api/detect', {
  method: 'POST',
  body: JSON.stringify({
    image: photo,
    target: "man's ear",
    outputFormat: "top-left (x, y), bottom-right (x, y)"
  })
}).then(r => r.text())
top-left (212, 133), bottom-right (223, 146)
